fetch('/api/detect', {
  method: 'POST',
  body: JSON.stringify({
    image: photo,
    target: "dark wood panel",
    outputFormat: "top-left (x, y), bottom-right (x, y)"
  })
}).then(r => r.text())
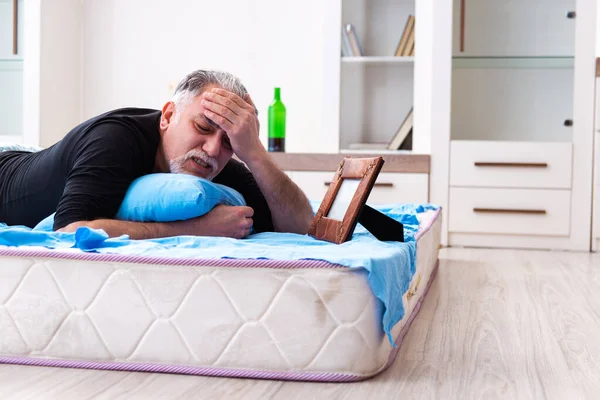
top-left (12, 0), bottom-right (18, 55)
top-left (474, 162), bottom-right (548, 168)
top-left (473, 208), bottom-right (547, 215)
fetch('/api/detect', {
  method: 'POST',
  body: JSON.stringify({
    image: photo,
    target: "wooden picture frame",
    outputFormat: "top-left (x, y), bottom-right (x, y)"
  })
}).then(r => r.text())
top-left (308, 156), bottom-right (404, 244)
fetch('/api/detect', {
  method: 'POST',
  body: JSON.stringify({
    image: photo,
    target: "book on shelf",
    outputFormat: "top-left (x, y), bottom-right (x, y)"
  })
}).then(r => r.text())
top-left (397, 129), bottom-right (412, 150)
top-left (341, 28), bottom-right (353, 57)
top-left (345, 24), bottom-right (363, 56)
top-left (388, 108), bottom-right (413, 150)
top-left (394, 15), bottom-right (415, 57)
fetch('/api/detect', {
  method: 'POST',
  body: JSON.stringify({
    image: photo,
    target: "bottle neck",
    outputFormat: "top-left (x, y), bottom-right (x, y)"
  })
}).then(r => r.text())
top-left (274, 87), bottom-right (281, 101)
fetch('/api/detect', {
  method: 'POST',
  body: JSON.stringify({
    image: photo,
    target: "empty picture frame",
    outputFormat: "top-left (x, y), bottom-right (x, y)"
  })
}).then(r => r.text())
top-left (308, 156), bottom-right (404, 244)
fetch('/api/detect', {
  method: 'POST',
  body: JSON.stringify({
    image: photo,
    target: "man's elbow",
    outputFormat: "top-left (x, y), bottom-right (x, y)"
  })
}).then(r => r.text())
top-left (56, 220), bottom-right (90, 233)
top-left (275, 209), bottom-right (313, 235)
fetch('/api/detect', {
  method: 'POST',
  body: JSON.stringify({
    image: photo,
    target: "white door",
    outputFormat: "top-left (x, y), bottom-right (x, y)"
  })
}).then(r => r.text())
top-left (453, 0), bottom-right (576, 57)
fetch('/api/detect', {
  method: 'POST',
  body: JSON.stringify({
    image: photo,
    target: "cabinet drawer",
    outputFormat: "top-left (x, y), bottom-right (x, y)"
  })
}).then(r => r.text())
top-left (450, 141), bottom-right (572, 189)
top-left (289, 171), bottom-right (429, 204)
top-left (449, 187), bottom-right (571, 236)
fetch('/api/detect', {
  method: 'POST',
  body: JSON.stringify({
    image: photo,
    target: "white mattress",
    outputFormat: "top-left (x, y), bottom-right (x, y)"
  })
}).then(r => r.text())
top-left (0, 208), bottom-right (442, 382)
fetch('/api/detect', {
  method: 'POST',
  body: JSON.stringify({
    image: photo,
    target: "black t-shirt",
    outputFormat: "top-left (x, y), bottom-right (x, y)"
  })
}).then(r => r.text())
top-left (0, 107), bottom-right (274, 233)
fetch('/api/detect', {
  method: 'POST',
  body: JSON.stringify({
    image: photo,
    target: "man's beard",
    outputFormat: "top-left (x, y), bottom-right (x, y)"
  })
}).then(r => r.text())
top-left (169, 149), bottom-right (219, 180)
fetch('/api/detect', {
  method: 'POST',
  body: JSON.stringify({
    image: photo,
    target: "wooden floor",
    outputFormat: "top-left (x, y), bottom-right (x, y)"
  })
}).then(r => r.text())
top-left (1, 248), bottom-right (600, 399)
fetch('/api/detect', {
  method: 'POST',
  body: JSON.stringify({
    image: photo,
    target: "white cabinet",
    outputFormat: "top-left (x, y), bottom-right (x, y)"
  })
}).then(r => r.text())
top-left (287, 171), bottom-right (429, 205)
top-left (450, 67), bottom-right (574, 142)
top-left (446, 0), bottom-right (597, 251)
top-left (453, 0), bottom-right (575, 57)
top-left (0, 0), bottom-right (23, 58)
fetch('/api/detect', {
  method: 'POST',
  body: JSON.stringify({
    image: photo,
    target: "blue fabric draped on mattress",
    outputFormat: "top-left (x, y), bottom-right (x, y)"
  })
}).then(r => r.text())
top-left (0, 202), bottom-right (439, 346)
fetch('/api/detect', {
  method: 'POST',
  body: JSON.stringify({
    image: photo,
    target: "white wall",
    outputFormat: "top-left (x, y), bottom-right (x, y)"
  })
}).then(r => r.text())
top-left (23, 0), bottom-right (82, 148)
top-left (40, 0), bottom-right (82, 147)
top-left (81, 0), bottom-right (328, 153)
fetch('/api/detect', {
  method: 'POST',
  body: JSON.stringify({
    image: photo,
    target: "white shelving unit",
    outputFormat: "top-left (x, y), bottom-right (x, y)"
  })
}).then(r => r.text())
top-left (322, 0), bottom-right (452, 155)
top-left (317, 0), bottom-right (453, 234)
top-left (337, 0), bottom-right (415, 152)
top-left (447, 0), bottom-right (598, 251)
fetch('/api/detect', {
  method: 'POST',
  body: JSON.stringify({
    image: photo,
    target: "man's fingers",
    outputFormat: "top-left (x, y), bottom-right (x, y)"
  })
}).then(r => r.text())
top-left (235, 206), bottom-right (254, 218)
top-left (203, 92), bottom-right (242, 116)
top-left (243, 217), bottom-right (253, 229)
top-left (203, 109), bottom-right (234, 131)
top-left (244, 93), bottom-right (256, 109)
top-left (210, 88), bottom-right (254, 113)
top-left (202, 98), bottom-right (237, 124)
top-left (241, 226), bottom-right (252, 238)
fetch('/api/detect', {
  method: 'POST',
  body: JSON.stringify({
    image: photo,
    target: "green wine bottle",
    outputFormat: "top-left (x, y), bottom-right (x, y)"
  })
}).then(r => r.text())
top-left (268, 87), bottom-right (286, 152)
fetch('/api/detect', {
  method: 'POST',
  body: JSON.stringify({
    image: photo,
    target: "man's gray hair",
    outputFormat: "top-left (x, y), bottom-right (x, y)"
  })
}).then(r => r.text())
top-left (171, 69), bottom-right (255, 121)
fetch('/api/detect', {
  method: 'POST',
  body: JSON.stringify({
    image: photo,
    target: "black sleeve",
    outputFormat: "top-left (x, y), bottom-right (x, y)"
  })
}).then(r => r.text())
top-left (53, 123), bottom-right (147, 230)
top-left (212, 158), bottom-right (275, 233)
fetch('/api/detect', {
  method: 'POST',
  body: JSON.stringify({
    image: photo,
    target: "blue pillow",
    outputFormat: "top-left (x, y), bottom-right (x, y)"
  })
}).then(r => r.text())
top-left (33, 173), bottom-right (246, 231)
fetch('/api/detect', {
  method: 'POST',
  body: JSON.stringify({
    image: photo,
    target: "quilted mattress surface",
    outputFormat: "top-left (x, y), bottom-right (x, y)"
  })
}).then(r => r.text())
top-left (0, 208), bottom-right (441, 382)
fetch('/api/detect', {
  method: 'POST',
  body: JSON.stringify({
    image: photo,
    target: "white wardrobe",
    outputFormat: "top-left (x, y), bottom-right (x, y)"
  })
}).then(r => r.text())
top-left (446, 0), bottom-right (598, 251)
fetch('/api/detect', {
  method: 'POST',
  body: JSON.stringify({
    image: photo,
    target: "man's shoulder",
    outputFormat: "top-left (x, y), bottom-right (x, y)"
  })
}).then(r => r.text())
top-left (87, 107), bottom-right (162, 129)
top-left (67, 107), bottom-right (162, 145)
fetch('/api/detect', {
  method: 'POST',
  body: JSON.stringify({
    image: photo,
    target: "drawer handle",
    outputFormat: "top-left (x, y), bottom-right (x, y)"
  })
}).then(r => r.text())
top-left (12, 0), bottom-right (18, 54)
top-left (474, 162), bottom-right (548, 168)
top-left (473, 207), bottom-right (547, 215)
top-left (324, 182), bottom-right (394, 187)
top-left (459, 0), bottom-right (466, 52)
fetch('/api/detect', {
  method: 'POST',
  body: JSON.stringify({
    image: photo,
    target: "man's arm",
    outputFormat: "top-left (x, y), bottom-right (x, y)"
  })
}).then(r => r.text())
top-left (202, 88), bottom-right (314, 234)
top-left (58, 204), bottom-right (255, 239)
top-left (242, 151), bottom-right (314, 234)
top-left (59, 219), bottom-right (188, 239)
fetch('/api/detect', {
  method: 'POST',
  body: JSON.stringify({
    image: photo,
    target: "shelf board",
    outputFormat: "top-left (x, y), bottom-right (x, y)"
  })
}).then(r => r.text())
top-left (340, 148), bottom-right (413, 155)
top-left (453, 56), bottom-right (574, 69)
top-left (0, 58), bottom-right (24, 62)
top-left (342, 56), bottom-right (414, 66)
top-left (269, 152), bottom-right (429, 173)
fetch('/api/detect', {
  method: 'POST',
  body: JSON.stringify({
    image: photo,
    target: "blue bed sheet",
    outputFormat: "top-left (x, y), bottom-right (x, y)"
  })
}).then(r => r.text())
top-left (0, 202), bottom-right (439, 346)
